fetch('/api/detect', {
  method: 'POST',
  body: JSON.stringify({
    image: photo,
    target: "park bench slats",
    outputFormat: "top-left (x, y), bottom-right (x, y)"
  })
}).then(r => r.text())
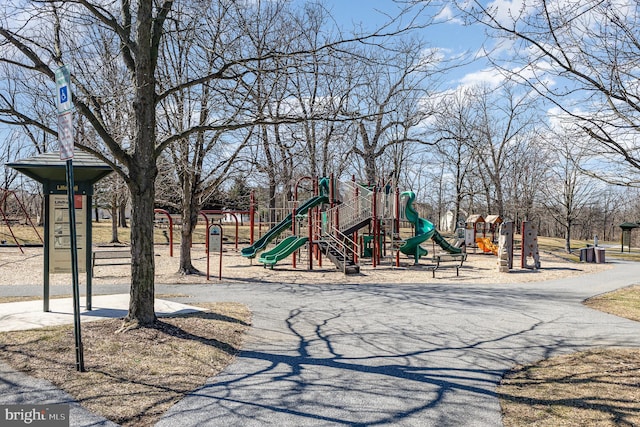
top-left (92, 250), bottom-right (131, 276)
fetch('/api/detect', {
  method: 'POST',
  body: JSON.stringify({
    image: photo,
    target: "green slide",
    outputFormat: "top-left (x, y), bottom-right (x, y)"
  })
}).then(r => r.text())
top-left (241, 194), bottom-right (328, 259)
top-left (399, 191), bottom-right (435, 264)
top-left (431, 229), bottom-right (463, 254)
top-left (259, 236), bottom-right (309, 266)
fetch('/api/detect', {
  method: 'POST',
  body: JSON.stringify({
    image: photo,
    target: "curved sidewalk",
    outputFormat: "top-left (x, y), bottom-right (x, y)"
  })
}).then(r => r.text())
top-left (157, 261), bottom-right (640, 426)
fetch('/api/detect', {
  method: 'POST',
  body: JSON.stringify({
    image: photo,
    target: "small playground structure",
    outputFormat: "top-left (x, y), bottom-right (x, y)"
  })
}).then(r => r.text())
top-left (465, 214), bottom-right (503, 255)
top-left (496, 220), bottom-right (541, 272)
top-left (462, 213), bottom-right (540, 272)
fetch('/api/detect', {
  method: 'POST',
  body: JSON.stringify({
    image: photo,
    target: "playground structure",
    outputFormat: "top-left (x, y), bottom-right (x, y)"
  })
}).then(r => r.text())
top-left (148, 178), bottom-right (542, 276)
top-left (497, 221), bottom-right (514, 272)
top-left (153, 208), bottom-right (246, 258)
top-left (465, 214), bottom-right (484, 251)
top-left (521, 221), bottom-right (541, 269)
top-left (238, 176), bottom-right (464, 274)
top-left (242, 177), bottom-right (329, 263)
top-left (398, 190), bottom-right (462, 264)
top-left (460, 212), bottom-right (540, 272)
top-left (476, 237), bottom-right (499, 255)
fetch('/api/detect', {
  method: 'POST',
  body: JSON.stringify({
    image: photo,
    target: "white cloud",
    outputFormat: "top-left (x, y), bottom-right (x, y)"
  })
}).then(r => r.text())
top-left (434, 4), bottom-right (464, 25)
top-left (485, 0), bottom-right (536, 25)
top-left (459, 67), bottom-right (508, 88)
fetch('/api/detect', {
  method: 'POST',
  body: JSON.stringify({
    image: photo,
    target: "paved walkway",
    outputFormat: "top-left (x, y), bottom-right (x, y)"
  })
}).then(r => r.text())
top-left (0, 294), bottom-right (205, 332)
top-left (2, 261), bottom-right (640, 426)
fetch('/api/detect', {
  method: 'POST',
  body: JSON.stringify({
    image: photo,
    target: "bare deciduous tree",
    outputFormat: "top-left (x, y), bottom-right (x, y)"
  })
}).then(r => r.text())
top-left (541, 129), bottom-right (598, 253)
top-left (430, 88), bottom-right (476, 225)
top-left (466, 0), bottom-right (640, 185)
top-left (344, 38), bottom-right (440, 184)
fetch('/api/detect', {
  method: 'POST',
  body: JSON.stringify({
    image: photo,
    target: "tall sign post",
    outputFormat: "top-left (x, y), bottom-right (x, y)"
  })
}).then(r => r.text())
top-left (55, 65), bottom-right (84, 372)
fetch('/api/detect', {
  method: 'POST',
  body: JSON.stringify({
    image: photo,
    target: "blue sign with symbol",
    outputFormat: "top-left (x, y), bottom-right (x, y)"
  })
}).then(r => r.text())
top-left (59, 86), bottom-right (68, 103)
top-left (55, 66), bottom-right (72, 113)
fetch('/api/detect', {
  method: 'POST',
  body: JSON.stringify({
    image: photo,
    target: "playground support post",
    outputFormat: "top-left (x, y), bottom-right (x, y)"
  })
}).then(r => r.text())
top-left (313, 177), bottom-right (320, 264)
top-left (315, 178), bottom-right (323, 267)
top-left (308, 203), bottom-right (312, 270)
top-left (372, 186), bottom-right (378, 268)
top-left (294, 176), bottom-right (314, 271)
top-left (250, 190), bottom-right (255, 245)
top-left (154, 209), bottom-right (173, 257)
top-left (352, 175), bottom-right (359, 265)
top-left (395, 187), bottom-right (400, 267)
top-left (292, 206), bottom-right (297, 269)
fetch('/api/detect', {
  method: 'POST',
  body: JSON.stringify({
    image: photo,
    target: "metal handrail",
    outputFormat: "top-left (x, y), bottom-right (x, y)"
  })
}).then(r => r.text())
top-left (322, 228), bottom-right (359, 274)
top-left (324, 185), bottom-right (372, 233)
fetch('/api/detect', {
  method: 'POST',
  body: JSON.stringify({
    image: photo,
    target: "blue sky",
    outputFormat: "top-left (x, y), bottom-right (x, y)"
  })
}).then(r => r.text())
top-left (322, 0), bottom-right (491, 89)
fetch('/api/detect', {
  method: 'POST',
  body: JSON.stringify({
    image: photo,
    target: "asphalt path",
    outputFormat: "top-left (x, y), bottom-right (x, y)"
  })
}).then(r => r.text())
top-left (2, 260), bottom-right (640, 426)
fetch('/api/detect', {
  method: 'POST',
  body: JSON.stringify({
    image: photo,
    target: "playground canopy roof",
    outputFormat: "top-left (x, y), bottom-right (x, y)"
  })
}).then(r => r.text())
top-left (6, 152), bottom-right (112, 184)
top-left (466, 214), bottom-right (484, 224)
top-left (484, 215), bottom-right (502, 225)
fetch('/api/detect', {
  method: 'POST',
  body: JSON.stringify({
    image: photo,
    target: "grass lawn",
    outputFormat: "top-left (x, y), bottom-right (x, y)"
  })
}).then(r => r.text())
top-left (499, 347), bottom-right (640, 426)
top-left (498, 286), bottom-right (640, 426)
top-left (0, 302), bottom-right (250, 427)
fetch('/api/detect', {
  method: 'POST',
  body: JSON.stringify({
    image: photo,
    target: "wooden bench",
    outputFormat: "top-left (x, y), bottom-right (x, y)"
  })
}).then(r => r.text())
top-left (92, 250), bottom-right (131, 276)
top-left (428, 253), bottom-right (467, 278)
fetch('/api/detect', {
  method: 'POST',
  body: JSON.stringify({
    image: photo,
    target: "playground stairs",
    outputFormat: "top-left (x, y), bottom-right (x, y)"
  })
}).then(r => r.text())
top-left (317, 181), bottom-right (374, 275)
top-left (318, 240), bottom-right (360, 275)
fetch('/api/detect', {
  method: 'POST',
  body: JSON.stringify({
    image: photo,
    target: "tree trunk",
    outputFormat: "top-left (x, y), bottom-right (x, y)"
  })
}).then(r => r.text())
top-left (123, 0), bottom-right (159, 327)
top-left (125, 165), bottom-right (157, 326)
top-left (565, 219), bottom-right (572, 253)
top-left (110, 202), bottom-right (119, 244)
top-left (110, 192), bottom-right (119, 243)
top-left (268, 179), bottom-right (277, 223)
top-left (119, 202), bottom-right (128, 228)
top-left (365, 153), bottom-right (376, 185)
top-left (494, 179), bottom-right (504, 217)
top-left (178, 187), bottom-right (199, 274)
